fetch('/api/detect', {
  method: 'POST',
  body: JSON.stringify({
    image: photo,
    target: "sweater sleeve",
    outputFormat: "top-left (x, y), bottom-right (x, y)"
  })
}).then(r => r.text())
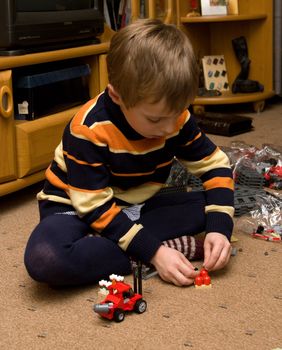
top-left (176, 112), bottom-right (234, 240)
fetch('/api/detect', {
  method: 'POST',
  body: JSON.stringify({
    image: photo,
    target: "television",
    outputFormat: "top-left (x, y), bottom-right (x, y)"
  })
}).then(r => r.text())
top-left (0, 0), bottom-right (105, 55)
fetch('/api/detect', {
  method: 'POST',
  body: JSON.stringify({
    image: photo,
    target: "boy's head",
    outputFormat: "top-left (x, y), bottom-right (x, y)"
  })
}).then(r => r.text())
top-left (106, 19), bottom-right (199, 115)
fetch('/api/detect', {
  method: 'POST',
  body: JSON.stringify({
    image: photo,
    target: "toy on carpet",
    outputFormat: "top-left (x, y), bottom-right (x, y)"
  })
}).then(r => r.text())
top-left (194, 268), bottom-right (212, 289)
top-left (93, 261), bottom-right (146, 322)
top-left (252, 225), bottom-right (281, 242)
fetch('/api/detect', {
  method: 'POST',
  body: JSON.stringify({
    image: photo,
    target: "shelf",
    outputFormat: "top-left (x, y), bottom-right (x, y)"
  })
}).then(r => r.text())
top-left (0, 170), bottom-right (45, 197)
top-left (181, 14), bottom-right (267, 24)
top-left (0, 25), bottom-right (113, 70)
top-left (0, 42), bottom-right (110, 70)
top-left (193, 90), bottom-right (275, 105)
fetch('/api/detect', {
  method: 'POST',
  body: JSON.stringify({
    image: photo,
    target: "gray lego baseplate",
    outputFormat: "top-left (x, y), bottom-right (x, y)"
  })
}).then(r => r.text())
top-left (234, 185), bottom-right (265, 216)
top-left (156, 158), bottom-right (270, 217)
top-left (235, 165), bottom-right (265, 189)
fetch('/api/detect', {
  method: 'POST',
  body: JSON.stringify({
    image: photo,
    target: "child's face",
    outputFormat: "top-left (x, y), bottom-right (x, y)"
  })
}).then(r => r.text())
top-left (108, 84), bottom-right (183, 139)
top-left (121, 99), bottom-right (181, 139)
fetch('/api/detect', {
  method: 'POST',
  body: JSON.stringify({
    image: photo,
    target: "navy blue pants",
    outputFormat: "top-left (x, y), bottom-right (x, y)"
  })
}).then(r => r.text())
top-left (24, 191), bottom-right (206, 286)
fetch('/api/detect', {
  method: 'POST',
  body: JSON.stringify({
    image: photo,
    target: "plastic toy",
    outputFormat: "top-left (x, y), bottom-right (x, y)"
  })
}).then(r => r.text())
top-left (93, 262), bottom-right (147, 322)
top-left (263, 164), bottom-right (282, 190)
top-left (252, 225), bottom-right (281, 242)
top-left (194, 268), bottom-right (212, 288)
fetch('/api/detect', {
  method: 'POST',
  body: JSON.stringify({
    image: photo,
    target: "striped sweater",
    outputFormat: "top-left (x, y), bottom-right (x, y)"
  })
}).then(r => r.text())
top-left (38, 89), bottom-right (234, 263)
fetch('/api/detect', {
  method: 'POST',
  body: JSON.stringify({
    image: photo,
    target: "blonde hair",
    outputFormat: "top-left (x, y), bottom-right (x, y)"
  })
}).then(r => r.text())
top-left (107, 19), bottom-right (199, 113)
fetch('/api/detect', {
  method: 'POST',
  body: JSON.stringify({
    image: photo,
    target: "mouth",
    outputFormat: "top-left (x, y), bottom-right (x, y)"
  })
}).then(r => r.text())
top-left (148, 135), bottom-right (163, 139)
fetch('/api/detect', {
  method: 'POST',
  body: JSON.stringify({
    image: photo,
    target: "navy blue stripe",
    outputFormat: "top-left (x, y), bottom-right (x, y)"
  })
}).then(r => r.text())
top-left (205, 188), bottom-right (234, 206)
top-left (176, 133), bottom-right (217, 161)
top-left (110, 166), bottom-right (171, 189)
top-left (63, 127), bottom-right (108, 164)
top-left (206, 212), bottom-right (234, 240)
top-left (50, 161), bottom-right (68, 183)
top-left (42, 180), bottom-right (70, 199)
top-left (65, 158), bottom-right (109, 191)
top-left (201, 167), bottom-right (233, 182)
top-left (109, 151), bottom-right (174, 174)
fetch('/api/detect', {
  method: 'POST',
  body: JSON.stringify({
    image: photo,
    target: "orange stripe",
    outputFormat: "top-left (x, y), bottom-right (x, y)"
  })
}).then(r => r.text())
top-left (184, 131), bottom-right (202, 146)
top-left (90, 203), bottom-right (121, 232)
top-left (46, 166), bottom-right (108, 194)
top-left (111, 159), bottom-right (173, 177)
top-left (46, 166), bottom-right (69, 192)
top-left (72, 109), bottom-right (189, 154)
top-left (71, 97), bottom-right (99, 127)
top-left (92, 123), bottom-right (167, 153)
top-left (63, 150), bottom-right (103, 167)
top-left (72, 121), bottom-right (167, 154)
top-left (203, 177), bottom-right (234, 191)
top-left (176, 110), bottom-right (190, 128)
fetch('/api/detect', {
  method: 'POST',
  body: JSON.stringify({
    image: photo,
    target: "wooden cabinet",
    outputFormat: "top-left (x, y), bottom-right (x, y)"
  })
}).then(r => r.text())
top-left (0, 27), bottom-right (113, 197)
top-left (0, 70), bottom-right (17, 184)
top-left (176, 0), bottom-right (274, 113)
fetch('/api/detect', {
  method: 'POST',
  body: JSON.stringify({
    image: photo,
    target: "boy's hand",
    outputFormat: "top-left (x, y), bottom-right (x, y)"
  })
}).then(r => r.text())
top-left (150, 245), bottom-right (198, 286)
top-left (203, 232), bottom-right (232, 271)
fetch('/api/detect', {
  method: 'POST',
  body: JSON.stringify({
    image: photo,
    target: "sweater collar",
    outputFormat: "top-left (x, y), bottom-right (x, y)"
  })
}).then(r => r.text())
top-left (103, 88), bottom-right (144, 140)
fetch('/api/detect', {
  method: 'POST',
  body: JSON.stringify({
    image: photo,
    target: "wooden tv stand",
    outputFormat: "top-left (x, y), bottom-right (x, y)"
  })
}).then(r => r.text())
top-left (0, 27), bottom-right (112, 197)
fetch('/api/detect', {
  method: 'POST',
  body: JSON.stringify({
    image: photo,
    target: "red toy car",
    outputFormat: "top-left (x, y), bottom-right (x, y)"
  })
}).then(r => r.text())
top-left (93, 263), bottom-right (147, 322)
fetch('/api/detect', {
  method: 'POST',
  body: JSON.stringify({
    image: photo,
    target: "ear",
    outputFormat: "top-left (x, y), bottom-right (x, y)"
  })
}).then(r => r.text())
top-left (107, 84), bottom-right (122, 105)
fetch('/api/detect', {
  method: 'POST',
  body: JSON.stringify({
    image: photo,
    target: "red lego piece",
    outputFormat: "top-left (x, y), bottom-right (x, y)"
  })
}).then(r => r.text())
top-left (263, 164), bottom-right (282, 189)
top-left (194, 268), bottom-right (212, 288)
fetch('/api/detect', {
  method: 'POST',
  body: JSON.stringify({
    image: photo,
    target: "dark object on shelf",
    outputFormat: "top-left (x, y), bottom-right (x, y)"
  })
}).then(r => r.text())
top-left (197, 87), bottom-right (222, 97)
top-left (13, 60), bottom-right (91, 120)
top-left (194, 112), bottom-right (254, 136)
top-left (232, 36), bottom-right (264, 93)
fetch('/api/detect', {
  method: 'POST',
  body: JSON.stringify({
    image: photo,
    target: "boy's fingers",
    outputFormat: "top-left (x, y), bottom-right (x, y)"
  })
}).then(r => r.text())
top-left (172, 270), bottom-right (196, 286)
top-left (205, 244), bottom-right (232, 271)
top-left (210, 245), bottom-right (232, 270)
top-left (164, 259), bottom-right (198, 286)
top-left (203, 242), bottom-right (212, 269)
top-left (204, 244), bottom-right (222, 270)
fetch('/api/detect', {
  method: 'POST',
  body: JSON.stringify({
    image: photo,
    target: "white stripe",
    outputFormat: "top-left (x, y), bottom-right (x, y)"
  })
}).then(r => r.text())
top-left (189, 237), bottom-right (196, 260)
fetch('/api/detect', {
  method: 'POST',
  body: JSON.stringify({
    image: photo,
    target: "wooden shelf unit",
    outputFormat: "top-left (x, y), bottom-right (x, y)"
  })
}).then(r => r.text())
top-left (176, 0), bottom-right (274, 112)
top-left (180, 14), bottom-right (267, 23)
top-left (0, 27), bottom-right (113, 197)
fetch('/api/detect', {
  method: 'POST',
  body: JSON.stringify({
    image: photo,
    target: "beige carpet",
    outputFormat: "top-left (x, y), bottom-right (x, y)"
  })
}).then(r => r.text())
top-left (1, 99), bottom-right (282, 350)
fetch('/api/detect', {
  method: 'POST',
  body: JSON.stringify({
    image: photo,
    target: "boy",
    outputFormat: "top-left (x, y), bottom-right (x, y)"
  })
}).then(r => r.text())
top-left (24, 19), bottom-right (234, 287)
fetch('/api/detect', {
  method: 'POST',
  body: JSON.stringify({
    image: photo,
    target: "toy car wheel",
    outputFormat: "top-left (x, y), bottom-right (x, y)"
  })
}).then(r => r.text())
top-left (113, 309), bottom-right (125, 322)
top-left (134, 299), bottom-right (147, 314)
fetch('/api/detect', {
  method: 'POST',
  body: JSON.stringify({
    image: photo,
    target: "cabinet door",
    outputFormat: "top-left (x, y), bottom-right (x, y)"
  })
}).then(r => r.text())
top-left (0, 70), bottom-right (17, 183)
top-left (15, 108), bottom-right (77, 178)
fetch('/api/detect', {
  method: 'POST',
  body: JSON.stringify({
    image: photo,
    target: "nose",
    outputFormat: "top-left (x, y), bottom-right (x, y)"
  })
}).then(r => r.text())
top-left (161, 119), bottom-right (176, 135)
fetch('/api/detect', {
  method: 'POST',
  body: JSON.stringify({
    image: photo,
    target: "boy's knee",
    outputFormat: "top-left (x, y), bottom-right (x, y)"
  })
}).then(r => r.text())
top-left (24, 241), bottom-right (58, 283)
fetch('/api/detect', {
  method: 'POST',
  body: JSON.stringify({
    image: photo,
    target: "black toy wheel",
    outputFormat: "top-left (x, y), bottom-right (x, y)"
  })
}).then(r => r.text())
top-left (113, 309), bottom-right (125, 322)
top-left (134, 299), bottom-right (147, 314)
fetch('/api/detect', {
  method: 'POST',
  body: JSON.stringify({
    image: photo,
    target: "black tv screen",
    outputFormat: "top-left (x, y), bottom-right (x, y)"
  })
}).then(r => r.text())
top-left (16, 0), bottom-right (95, 12)
top-left (0, 0), bottom-right (104, 55)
